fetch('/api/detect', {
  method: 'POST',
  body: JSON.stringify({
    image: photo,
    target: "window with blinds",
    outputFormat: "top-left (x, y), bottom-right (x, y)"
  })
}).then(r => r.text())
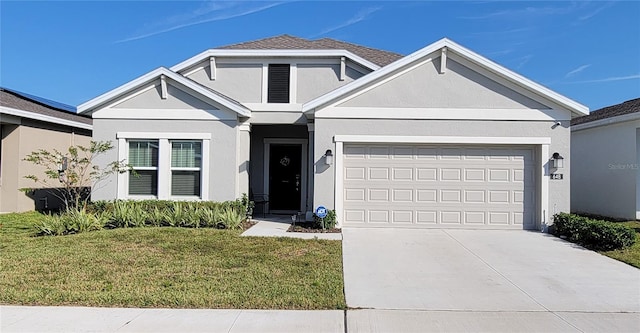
top-left (128, 140), bottom-right (158, 195)
top-left (171, 141), bottom-right (202, 196)
top-left (267, 64), bottom-right (290, 103)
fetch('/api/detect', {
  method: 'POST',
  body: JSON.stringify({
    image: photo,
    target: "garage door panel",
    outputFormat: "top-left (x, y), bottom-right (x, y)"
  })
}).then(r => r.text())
top-left (343, 144), bottom-right (537, 229)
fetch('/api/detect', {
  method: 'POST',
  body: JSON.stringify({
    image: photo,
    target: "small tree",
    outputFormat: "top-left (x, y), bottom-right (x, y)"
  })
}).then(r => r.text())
top-left (22, 140), bottom-right (129, 210)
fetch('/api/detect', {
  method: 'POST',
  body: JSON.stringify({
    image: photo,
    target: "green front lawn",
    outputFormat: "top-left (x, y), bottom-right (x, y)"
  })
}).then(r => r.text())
top-left (0, 212), bottom-right (345, 309)
top-left (600, 221), bottom-right (640, 268)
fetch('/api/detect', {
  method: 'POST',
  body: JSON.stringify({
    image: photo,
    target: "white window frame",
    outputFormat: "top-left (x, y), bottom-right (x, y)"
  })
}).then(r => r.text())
top-left (169, 140), bottom-right (203, 199)
top-left (117, 132), bottom-right (211, 201)
top-left (127, 140), bottom-right (159, 199)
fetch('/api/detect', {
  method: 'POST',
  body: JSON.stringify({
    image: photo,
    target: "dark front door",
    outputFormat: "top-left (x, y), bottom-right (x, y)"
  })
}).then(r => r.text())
top-left (269, 144), bottom-right (302, 211)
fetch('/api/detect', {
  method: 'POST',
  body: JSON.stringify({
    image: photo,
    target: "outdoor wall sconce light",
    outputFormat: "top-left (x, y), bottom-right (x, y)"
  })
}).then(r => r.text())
top-left (550, 152), bottom-right (564, 169)
top-left (324, 149), bottom-right (333, 165)
top-left (58, 156), bottom-right (68, 182)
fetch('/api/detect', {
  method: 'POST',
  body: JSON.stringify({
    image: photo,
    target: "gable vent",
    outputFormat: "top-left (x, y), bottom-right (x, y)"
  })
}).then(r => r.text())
top-left (267, 64), bottom-right (290, 103)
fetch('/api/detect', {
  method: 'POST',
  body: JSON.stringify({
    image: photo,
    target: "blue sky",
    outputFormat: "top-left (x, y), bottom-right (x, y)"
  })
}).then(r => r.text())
top-left (1, 1), bottom-right (639, 112)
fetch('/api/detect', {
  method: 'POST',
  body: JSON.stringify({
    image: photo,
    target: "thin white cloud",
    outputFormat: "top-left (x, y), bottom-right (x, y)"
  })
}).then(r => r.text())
top-left (459, 4), bottom-right (579, 20)
top-left (115, 2), bottom-right (284, 43)
top-left (568, 74), bottom-right (640, 84)
top-left (310, 6), bottom-right (382, 38)
top-left (565, 64), bottom-right (591, 78)
top-left (579, 2), bottom-right (614, 21)
top-left (516, 54), bottom-right (533, 69)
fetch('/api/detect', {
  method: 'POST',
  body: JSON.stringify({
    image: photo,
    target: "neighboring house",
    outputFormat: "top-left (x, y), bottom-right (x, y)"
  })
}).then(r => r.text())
top-left (571, 98), bottom-right (640, 220)
top-left (0, 87), bottom-right (93, 212)
top-left (78, 35), bottom-right (588, 230)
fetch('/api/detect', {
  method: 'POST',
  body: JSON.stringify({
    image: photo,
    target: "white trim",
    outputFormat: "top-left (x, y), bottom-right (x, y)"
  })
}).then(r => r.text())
top-left (209, 57), bottom-right (216, 80)
top-left (160, 75), bottom-right (168, 99)
top-left (440, 47), bottom-right (447, 74)
top-left (340, 57), bottom-right (346, 81)
top-left (332, 135), bottom-right (552, 231)
top-left (78, 67), bottom-right (250, 117)
top-left (316, 107), bottom-right (569, 121)
top-left (333, 135), bottom-right (551, 145)
top-left (244, 103), bottom-right (303, 112)
top-left (334, 141), bottom-right (344, 228)
top-left (117, 132), bottom-right (211, 140)
top-left (170, 49), bottom-right (380, 74)
top-left (541, 144), bottom-right (550, 230)
top-left (303, 38), bottom-right (588, 116)
top-left (261, 64), bottom-right (269, 104)
top-left (263, 138), bottom-right (308, 214)
top-left (93, 108), bottom-right (235, 120)
top-left (290, 63), bottom-right (297, 104)
top-left (117, 138), bottom-right (127, 199)
top-left (238, 123), bottom-right (251, 132)
top-left (157, 139), bottom-right (170, 199)
top-left (0, 106), bottom-right (92, 130)
top-left (201, 139), bottom-right (210, 200)
top-left (571, 112), bottom-right (640, 131)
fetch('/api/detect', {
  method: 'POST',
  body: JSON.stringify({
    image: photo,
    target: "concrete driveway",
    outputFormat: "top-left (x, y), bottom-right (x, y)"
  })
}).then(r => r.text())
top-left (343, 228), bottom-right (640, 332)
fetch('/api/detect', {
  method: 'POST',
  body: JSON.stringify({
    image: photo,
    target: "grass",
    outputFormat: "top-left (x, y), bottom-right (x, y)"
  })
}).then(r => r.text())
top-left (599, 221), bottom-right (640, 268)
top-left (0, 212), bottom-right (345, 309)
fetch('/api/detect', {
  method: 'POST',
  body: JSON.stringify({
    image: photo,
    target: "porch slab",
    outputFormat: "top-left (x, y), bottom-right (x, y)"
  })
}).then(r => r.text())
top-left (241, 216), bottom-right (342, 240)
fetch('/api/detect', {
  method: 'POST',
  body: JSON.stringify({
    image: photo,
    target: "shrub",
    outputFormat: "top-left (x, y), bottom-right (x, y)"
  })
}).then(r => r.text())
top-left (313, 209), bottom-right (338, 229)
top-left (219, 207), bottom-right (245, 230)
top-left (35, 208), bottom-right (106, 236)
top-left (108, 200), bottom-right (146, 228)
top-left (553, 213), bottom-right (636, 251)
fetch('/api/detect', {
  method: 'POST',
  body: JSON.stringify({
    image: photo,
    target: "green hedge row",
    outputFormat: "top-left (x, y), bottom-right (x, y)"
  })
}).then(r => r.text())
top-left (553, 213), bottom-right (636, 251)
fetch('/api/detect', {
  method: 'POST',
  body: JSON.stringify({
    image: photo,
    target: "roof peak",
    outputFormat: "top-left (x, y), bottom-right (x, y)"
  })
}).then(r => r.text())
top-left (215, 34), bottom-right (402, 67)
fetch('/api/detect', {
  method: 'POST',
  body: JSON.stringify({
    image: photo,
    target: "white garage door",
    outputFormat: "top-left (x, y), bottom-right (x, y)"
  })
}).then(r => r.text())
top-left (342, 144), bottom-right (537, 229)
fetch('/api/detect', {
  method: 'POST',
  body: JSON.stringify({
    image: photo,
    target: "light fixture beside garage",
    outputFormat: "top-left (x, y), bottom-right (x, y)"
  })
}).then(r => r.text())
top-left (324, 149), bottom-right (333, 165)
top-left (551, 152), bottom-right (564, 169)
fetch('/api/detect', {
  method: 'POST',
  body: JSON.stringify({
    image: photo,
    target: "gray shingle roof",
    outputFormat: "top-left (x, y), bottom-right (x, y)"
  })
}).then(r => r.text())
top-left (217, 34), bottom-right (403, 67)
top-left (0, 88), bottom-right (92, 125)
top-left (571, 98), bottom-right (640, 126)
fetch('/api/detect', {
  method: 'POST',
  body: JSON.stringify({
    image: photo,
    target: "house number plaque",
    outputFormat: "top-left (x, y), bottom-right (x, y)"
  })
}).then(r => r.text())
top-left (550, 173), bottom-right (563, 180)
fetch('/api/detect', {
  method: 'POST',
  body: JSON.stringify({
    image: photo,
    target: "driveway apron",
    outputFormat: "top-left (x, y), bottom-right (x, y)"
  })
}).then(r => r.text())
top-left (342, 228), bottom-right (640, 312)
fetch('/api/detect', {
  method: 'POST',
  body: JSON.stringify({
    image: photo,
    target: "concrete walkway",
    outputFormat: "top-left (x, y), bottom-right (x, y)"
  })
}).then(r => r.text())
top-left (241, 215), bottom-right (341, 240)
top-left (0, 306), bottom-right (344, 333)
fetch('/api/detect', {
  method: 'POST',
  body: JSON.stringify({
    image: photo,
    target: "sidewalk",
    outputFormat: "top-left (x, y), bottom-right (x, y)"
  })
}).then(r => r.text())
top-left (241, 215), bottom-right (342, 240)
top-left (0, 306), bottom-right (344, 333)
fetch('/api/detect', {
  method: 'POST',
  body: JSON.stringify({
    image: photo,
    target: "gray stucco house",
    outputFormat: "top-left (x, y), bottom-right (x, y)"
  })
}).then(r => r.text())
top-left (571, 98), bottom-right (640, 220)
top-left (78, 35), bottom-right (588, 230)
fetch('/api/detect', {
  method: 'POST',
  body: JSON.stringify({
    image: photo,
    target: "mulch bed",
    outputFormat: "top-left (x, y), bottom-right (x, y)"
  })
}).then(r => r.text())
top-left (287, 222), bottom-right (341, 233)
top-left (241, 219), bottom-right (257, 230)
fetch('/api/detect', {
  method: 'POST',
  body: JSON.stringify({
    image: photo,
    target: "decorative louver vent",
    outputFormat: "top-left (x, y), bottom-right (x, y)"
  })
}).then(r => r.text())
top-left (267, 64), bottom-right (290, 103)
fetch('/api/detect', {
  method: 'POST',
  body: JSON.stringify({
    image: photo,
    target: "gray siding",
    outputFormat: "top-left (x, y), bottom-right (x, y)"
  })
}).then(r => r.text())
top-left (314, 119), bottom-right (571, 225)
top-left (296, 65), bottom-right (362, 103)
top-left (114, 82), bottom-right (217, 110)
top-left (92, 118), bottom-right (238, 202)
top-left (187, 63), bottom-right (263, 103)
top-left (339, 58), bottom-right (548, 109)
top-left (571, 120), bottom-right (640, 220)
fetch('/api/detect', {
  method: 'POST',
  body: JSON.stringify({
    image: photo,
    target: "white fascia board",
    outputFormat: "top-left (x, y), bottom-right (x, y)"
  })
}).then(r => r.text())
top-left (116, 132), bottom-right (211, 140)
top-left (316, 107), bottom-right (570, 121)
top-left (571, 112), bottom-right (640, 131)
top-left (333, 135), bottom-right (551, 145)
top-left (78, 67), bottom-right (250, 117)
top-left (0, 106), bottom-right (93, 130)
top-left (303, 38), bottom-right (589, 116)
top-left (170, 49), bottom-right (380, 73)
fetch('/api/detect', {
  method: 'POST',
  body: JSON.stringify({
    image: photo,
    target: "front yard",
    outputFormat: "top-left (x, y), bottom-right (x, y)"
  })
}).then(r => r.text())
top-left (600, 221), bottom-right (640, 268)
top-left (0, 212), bottom-right (345, 309)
